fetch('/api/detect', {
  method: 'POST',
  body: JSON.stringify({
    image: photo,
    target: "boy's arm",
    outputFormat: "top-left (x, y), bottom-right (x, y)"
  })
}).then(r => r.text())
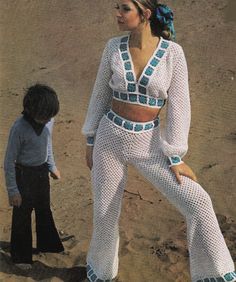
top-left (4, 126), bottom-right (21, 198)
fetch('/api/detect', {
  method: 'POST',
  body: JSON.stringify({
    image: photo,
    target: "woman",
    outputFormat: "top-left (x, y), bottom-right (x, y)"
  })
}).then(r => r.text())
top-left (82, 1), bottom-right (235, 281)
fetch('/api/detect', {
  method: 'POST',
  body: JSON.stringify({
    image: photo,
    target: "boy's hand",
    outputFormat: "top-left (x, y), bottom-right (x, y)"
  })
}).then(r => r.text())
top-left (170, 162), bottom-right (197, 184)
top-left (9, 194), bottom-right (22, 207)
top-left (50, 169), bottom-right (61, 180)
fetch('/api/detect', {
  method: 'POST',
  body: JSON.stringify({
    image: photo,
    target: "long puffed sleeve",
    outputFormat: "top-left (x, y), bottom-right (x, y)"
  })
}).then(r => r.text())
top-left (161, 47), bottom-right (191, 166)
top-left (82, 40), bottom-right (113, 144)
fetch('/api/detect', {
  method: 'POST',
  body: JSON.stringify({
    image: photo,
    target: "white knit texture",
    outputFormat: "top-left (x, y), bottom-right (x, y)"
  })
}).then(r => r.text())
top-left (87, 117), bottom-right (235, 281)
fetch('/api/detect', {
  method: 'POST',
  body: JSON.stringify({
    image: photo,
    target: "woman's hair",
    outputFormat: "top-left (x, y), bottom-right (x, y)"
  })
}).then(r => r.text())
top-left (23, 83), bottom-right (59, 120)
top-left (131, 0), bottom-right (174, 40)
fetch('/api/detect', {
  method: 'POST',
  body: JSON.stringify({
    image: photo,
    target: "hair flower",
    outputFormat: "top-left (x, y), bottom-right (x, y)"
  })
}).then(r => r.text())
top-left (156, 4), bottom-right (176, 40)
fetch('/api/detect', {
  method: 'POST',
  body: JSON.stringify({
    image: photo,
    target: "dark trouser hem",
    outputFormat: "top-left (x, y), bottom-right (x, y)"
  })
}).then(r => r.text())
top-left (86, 264), bottom-right (113, 282)
top-left (10, 164), bottom-right (63, 263)
top-left (196, 271), bottom-right (236, 282)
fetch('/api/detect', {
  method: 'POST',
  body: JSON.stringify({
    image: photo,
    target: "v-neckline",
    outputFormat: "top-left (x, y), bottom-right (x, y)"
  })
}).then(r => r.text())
top-left (127, 35), bottom-right (162, 83)
top-left (119, 34), bottom-right (169, 94)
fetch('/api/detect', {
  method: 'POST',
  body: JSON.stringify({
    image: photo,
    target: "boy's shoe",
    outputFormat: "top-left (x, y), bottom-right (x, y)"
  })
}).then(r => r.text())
top-left (15, 263), bottom-right (32, 270)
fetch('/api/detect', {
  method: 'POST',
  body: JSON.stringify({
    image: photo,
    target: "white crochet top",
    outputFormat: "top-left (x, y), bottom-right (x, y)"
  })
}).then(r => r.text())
top-left (82, 34), bottom-right (191, 163)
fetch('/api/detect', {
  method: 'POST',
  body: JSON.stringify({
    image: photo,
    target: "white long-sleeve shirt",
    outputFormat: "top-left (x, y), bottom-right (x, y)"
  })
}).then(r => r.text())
top-left (82, 35), bottom-right (190, 163)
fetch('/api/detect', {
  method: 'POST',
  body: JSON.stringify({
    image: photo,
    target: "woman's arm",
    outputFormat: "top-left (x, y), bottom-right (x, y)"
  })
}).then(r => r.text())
top-left (82, 39), bottom-right (113, 146)
top-left (161, 46), bottom-right (191, 166)
top-left (161, 46), bottom-right (197, 183)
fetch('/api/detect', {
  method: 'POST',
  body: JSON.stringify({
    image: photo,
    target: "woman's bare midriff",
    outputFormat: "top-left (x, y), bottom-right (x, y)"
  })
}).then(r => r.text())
top-left (111, 99), bottom-right (161, 122)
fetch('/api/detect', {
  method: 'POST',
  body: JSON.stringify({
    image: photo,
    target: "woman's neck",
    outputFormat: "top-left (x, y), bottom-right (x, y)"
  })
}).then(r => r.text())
top-left (129, 23), bottom-right (156, 49)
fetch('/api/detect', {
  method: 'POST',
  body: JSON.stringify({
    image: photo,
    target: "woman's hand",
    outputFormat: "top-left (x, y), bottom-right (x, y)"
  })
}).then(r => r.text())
top-left (170, 162), bottom-right (197, 184)
top-left (86, 146), bottom-right (94, 170)
top-left (9, 193), bottom-right (22, 207)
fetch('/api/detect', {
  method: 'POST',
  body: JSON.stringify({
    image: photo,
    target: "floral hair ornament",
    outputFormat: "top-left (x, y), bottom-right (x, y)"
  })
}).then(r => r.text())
top-left (156, 4), bottom-right (176, 41)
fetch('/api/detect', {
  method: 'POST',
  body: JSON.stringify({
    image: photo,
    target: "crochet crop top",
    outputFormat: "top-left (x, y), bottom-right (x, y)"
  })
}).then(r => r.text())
top-left (82, 35), bottom-right (191, 165)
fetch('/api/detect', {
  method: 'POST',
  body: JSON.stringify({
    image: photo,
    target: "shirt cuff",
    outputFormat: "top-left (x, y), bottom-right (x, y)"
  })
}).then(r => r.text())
top-left (87, 136), bottom-right (95, 146)
top-left (168, 155), bottom-right (183, 167)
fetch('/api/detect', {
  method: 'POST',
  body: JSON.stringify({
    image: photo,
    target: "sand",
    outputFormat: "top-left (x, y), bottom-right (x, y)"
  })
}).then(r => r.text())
top-left (0, 0), bottom-right (235, 281)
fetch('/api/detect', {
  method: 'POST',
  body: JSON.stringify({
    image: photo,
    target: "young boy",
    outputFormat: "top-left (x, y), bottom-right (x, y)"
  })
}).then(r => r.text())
top-left (4, 84), bottom-right (64, 270)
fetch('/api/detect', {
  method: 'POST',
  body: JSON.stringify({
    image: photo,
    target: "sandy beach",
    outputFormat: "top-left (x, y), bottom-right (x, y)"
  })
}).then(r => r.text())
top-left (0, 0), bottom-right (235, 281)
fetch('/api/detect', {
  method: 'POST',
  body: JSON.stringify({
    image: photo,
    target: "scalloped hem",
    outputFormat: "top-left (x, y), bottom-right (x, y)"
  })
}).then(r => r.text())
top-left (86, 264), bottom-right (114, 282)
top-left (195, 271), bottom-right (236, 282)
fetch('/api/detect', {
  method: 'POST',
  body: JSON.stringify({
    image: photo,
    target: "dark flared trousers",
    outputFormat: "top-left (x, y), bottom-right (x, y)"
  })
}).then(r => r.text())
top-left (10, 163), bottom-right (64, 264)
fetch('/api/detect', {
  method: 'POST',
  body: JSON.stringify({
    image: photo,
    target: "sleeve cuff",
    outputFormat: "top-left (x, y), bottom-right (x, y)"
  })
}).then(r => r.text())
top-left (48, 164), bottom-right (57, 173)
top-left (168, 155), bottom-right (183, 167)
top-left (87, 136), bottom-right (95, 146)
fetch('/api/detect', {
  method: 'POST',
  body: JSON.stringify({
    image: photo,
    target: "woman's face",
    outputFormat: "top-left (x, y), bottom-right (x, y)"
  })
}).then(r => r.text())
top-left (115, 0), bottom-right (142, 31)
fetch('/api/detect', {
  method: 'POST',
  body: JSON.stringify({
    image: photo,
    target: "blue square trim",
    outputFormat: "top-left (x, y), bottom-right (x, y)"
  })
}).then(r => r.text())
top-left (127, 83), bottom-right (136, 92)
top-left (121, 52), bottom-right (129, 61)
top-left (156, 49), bottom-right (165, 58)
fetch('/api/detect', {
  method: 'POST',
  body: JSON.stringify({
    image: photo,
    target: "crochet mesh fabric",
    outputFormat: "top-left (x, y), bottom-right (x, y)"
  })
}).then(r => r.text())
top-left (87, 117), bottom-right (235, 281)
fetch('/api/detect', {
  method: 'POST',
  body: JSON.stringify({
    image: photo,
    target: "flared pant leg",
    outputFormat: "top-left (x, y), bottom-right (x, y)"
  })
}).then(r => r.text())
top-left (87, 120), bottom-right (128, 281)
top-left (130, 133), bottom-right (235, 282)
top-left (10, 165), bottom-right (64, 264)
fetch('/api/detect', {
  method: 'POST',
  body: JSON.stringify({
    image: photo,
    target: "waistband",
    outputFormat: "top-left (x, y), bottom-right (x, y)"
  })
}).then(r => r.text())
top-left (113, 90), bottom-right (166, 109)
top-left (15, 163), bottom-right (48, 171)
top-left (105, 110), bottom-right (159, 133)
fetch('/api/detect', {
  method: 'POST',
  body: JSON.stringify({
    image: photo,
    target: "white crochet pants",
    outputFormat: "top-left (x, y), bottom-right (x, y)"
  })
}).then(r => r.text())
top-left (87, 115), bottom-right (235, 282)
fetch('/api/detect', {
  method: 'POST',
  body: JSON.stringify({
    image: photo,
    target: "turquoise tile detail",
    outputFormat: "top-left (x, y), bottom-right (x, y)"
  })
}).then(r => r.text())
top-left (171, 156), bottom-right (181, 164)
top-left (107, 112), bottom-right (115, 120)
top-left (157, 99), bottom-right (164, 107)
top-left (121, 52), bottom-right (129, 61)
top-left (145, 66), bottom-right (154, 76)
top-left (140, 76), bottom-right (149, 86)
top-left (224, 273), bottom-right (235, 281)
top-left (150, 57), bottom-right (160, 67)
top-left (126, 72), bottom-right (135, 82)
top-left (127, 83), bottom-right (136, 92)
top-left (149, 97), bottom-right (156, 106)
top-left (145, 123), bottom-right (153, 130)
top-left (120, 43), bottom-right (127, 52)
top-left (121, 36), bottom-right (128, 43)
top-left (124, 61), bottom-right (132, 70)
top-left (120, 92), bottom-right (128, 100)
top-left (91, 273), bottom-right (97, 281)
top-left (129, 94), bottom-right (137, 102)
top-left (139, 95), bottom-right (147, 104)
top-left (114, 117), bottom-right (123, 126)
top-left (113, 91), bottom-right (119, 98)
top-left (156, 49), bottom-right (165, 58)
top-left (124, 121), bottom-right (133, 130)
top-left (161, 41), bottom-right (169, 49)
top-left (88, 269), bottom-right (93, 276)
top-left (216, 278), bottom-right (224, 282)
top-left (138, 85), bottom-right (146, 94)
top-left (134, 124), bottom-right (143, 131)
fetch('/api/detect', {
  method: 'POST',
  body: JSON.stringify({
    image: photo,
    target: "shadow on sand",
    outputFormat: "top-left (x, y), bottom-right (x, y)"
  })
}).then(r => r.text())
top-left (0, 241), bottom-right (87, 282)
